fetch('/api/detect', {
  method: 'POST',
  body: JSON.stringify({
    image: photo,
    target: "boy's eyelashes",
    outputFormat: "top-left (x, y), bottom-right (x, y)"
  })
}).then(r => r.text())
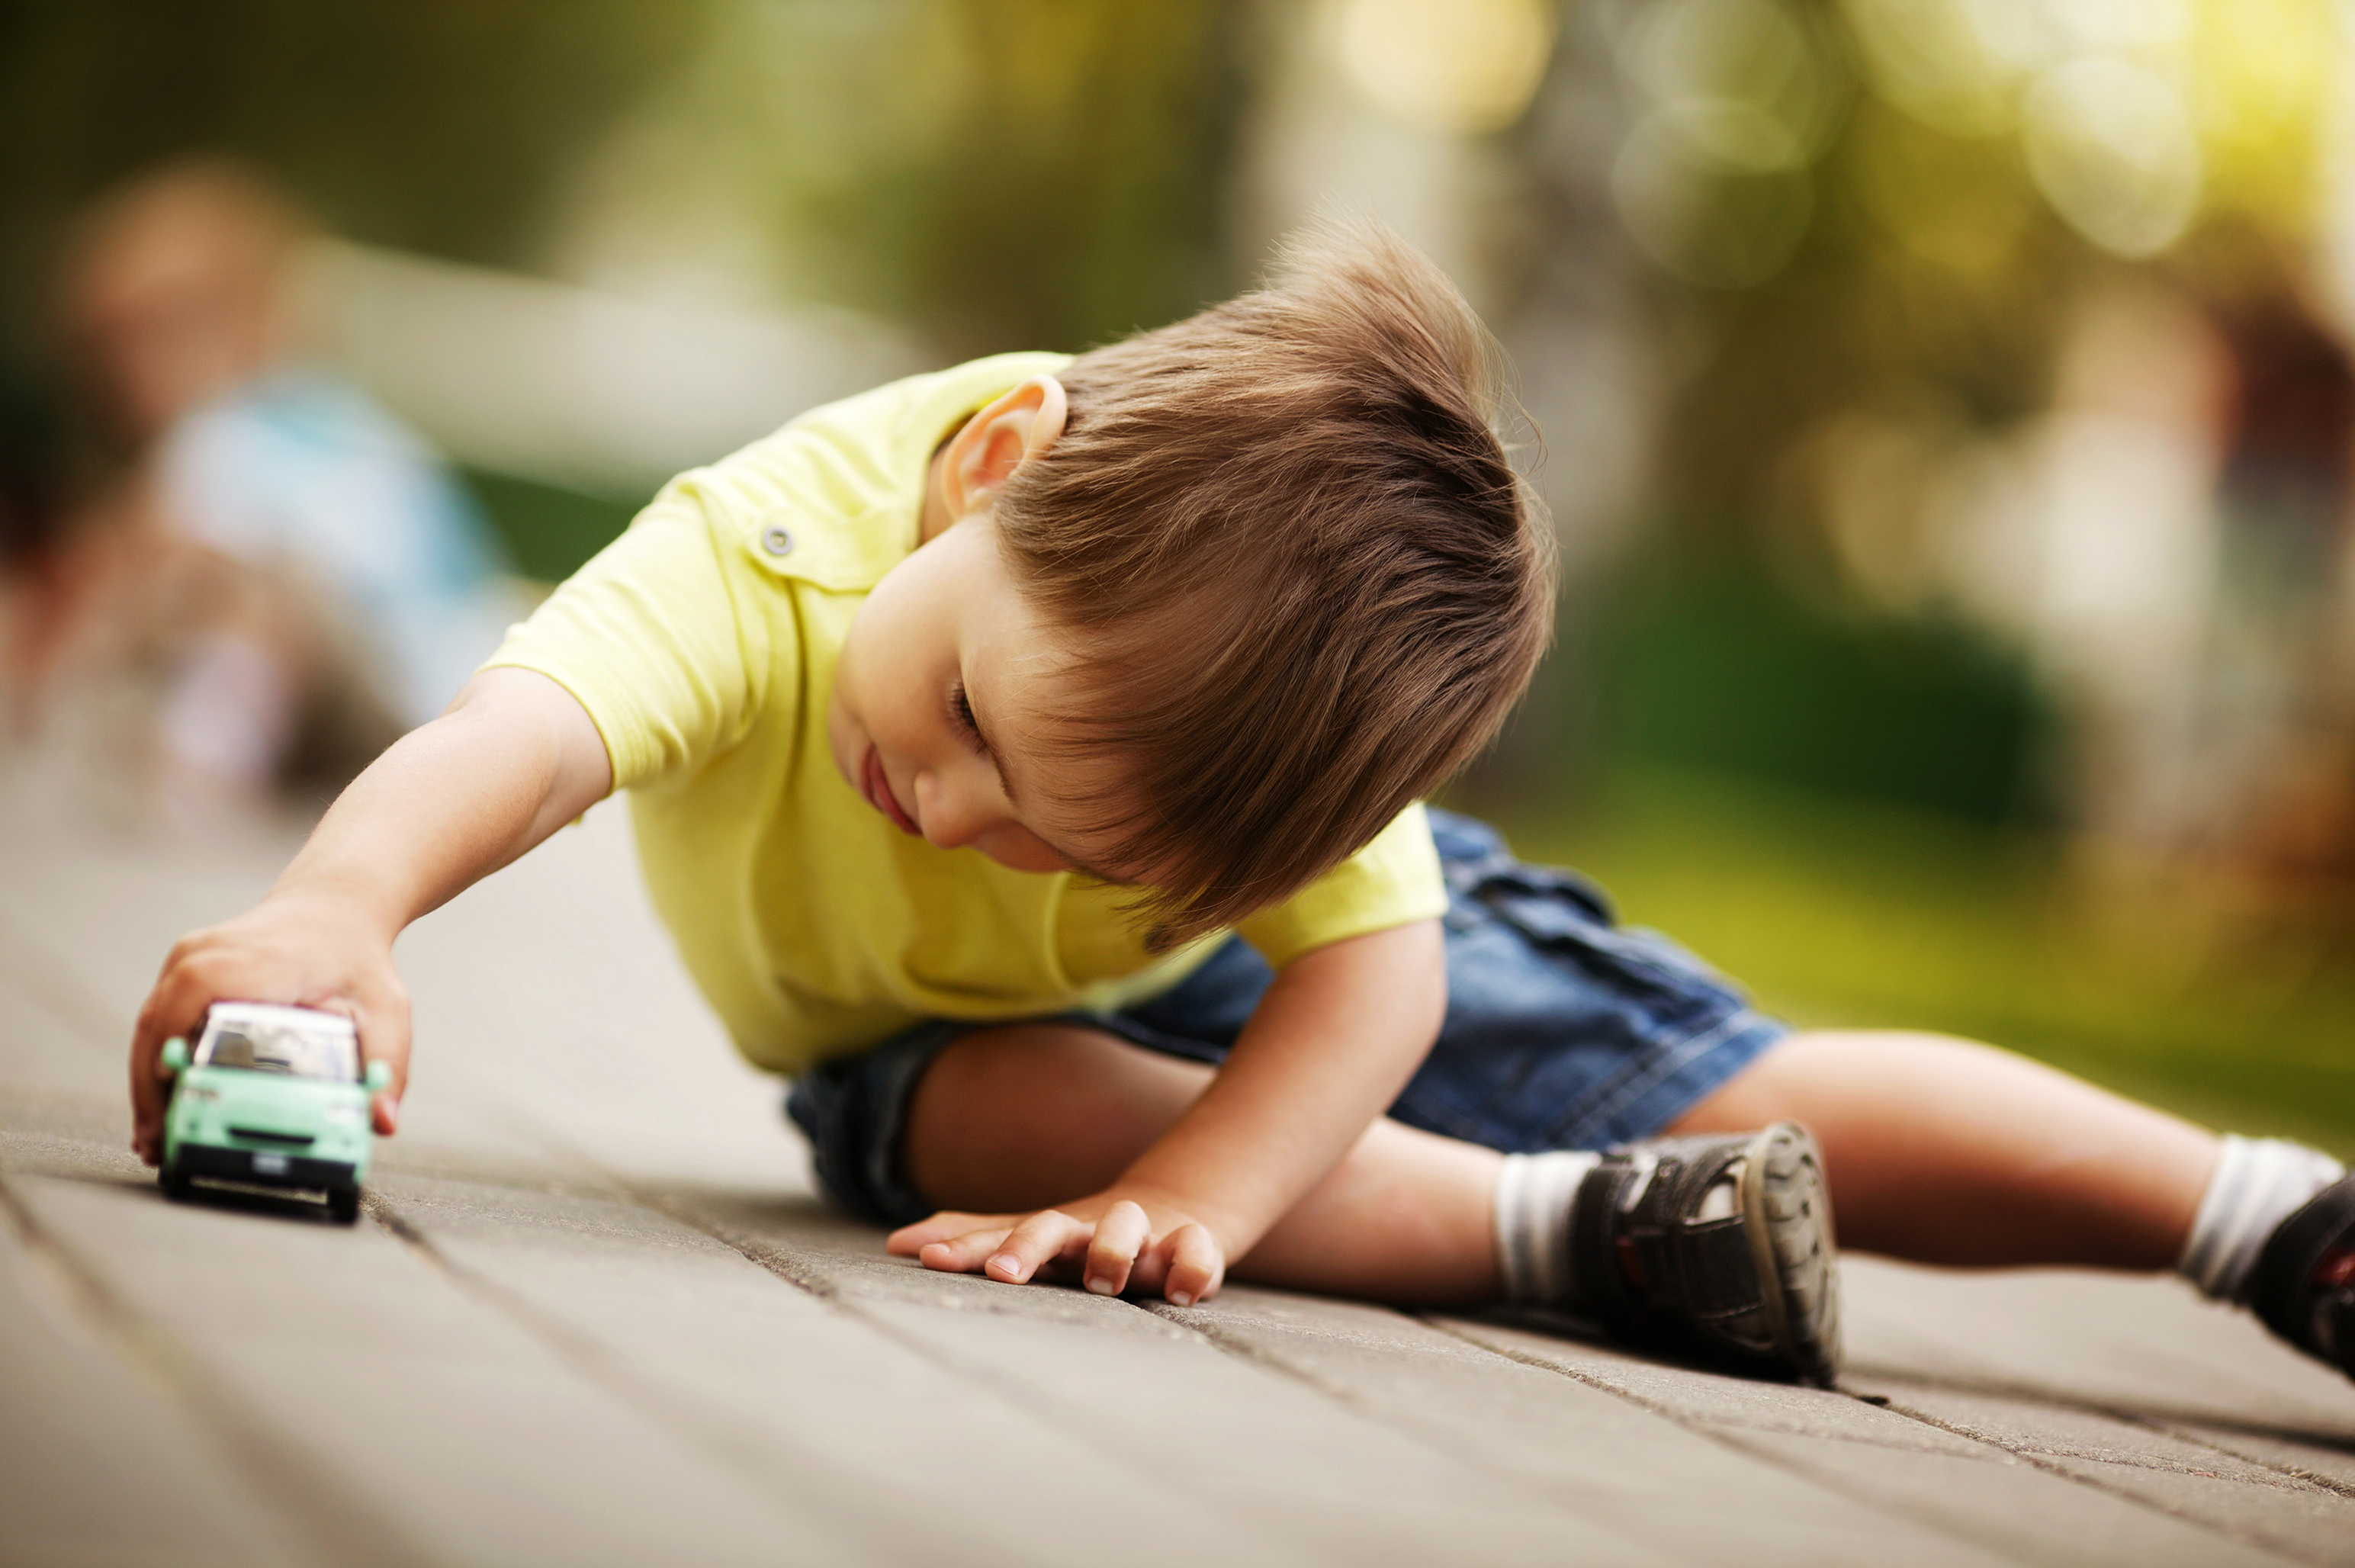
top-left (947, 680), bottom-right (990, 757)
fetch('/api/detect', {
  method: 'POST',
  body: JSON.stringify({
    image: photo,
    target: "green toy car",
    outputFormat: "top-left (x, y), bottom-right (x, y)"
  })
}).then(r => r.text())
top-left (158, 1001), bottom-right (387, 1223)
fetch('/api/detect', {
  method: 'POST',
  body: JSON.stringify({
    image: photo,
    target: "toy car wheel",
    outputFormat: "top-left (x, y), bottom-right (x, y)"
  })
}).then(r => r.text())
top-left (328, 1184), bottom-right (361, 1225)
top-left (159, 1162), bottom-right (191, 1202)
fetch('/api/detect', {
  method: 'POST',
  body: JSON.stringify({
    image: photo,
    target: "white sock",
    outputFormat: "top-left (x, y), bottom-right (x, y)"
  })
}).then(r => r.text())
top-left (1494, 1150), bottom-right (1601, 1305)
top-left (2176, 1135), bottom-right (2345, 1303)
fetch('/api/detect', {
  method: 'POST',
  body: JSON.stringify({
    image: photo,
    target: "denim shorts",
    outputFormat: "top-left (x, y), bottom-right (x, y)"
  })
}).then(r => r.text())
top-left (786, 809), bottom-right (1788, 1226)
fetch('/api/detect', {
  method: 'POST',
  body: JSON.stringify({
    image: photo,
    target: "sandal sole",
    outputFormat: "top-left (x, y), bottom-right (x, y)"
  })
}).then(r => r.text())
top-left (1738, 1121), bottom-right (1843, 1386)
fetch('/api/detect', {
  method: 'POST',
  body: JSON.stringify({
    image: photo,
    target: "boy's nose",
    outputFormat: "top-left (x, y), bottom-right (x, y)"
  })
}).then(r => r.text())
top-left (914, 772), bottom-right (988, 850)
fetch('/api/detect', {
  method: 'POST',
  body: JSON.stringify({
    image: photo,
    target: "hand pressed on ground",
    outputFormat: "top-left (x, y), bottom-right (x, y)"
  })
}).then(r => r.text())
top-left (888, 921), bottom-right (1449, 1309)
top-left (888, 1187), bottom-right (1228, 1305)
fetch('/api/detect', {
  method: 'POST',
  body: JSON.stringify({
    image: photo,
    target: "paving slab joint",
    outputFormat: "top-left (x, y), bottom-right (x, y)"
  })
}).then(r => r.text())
top-left (0, 1166), bottom-right (438, 1568)
top-left (1419, 1316), bottom-right (2109, 1553)
top-left (358, 1187), bottom-right (451, 1271)
top-left (2146, 1420), bottom-right (2355, 1502)
top-left (1145, 1302), bottom-right (1380, 1409)
top-left (1871, 1391), bottom-right (2337, 1560)
top-left (635, 1193), bottom-right (847, 1303)
top-left (636, 1197), bottom-right (1340, 1530)
top-left (1425, 1313), bottom-right (1956, 1443)
top-left (0, 1165), bottom-right (141, 1354)
top-left (1435, 1313), bottom-right (2355, 1560)
top-left (1865, 1368), bottom-right (2355, 1501)
top-left (365, 1187), bottom-right (707, 1384)
top-left (1420, 1313), bottom-right (1766, 1425)
top-left (355, 1186), bottom-right (940, 1541)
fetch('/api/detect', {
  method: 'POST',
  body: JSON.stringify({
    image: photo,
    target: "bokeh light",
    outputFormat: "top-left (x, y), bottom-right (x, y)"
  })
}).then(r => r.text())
top-left (1334, 0), bottom-right (1556, 136)
top-left (1608, 0), bottom-right (1838, 288)
top-left (2023, 57), bottom-right (2202, 257)
top-left (1611, 117), bottom-right (1817, 288)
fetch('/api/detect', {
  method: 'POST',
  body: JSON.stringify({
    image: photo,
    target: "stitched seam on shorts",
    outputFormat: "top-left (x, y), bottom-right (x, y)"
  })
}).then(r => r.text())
top-left (1551, 1007), bottom-right (1775, 1150)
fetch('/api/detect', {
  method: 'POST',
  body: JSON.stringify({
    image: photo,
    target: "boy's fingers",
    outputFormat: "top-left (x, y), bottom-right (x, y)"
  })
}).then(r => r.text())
top-left (985, 1209), bottom-right (1086, 1285)
top-left (1083, 1200), bottom-right (1151, 1296)
top-left (888, 1211), bottom-right (1012, 1255)
top-left (355, 990), bottom-right (413, 1138)
top-left (916, 1226), bottom-right (1012, 1274)
top-left (888, 1216), bottom-right (954, 1255)
top-left (128, 962), bottom-right (213, 1165)
top-left (368, 1065), bottom-right (404, 1136)
top-left (127, 1033), bottom-right (165, 1165)
top-left (1161, 1224), bottom-right (1225, 1308)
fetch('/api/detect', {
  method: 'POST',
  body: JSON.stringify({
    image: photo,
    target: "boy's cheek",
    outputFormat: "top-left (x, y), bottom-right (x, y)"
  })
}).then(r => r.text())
top-left (977, 831), bottom-right (1071, 875)
top-left (821, 684), bottom-right (866, 791)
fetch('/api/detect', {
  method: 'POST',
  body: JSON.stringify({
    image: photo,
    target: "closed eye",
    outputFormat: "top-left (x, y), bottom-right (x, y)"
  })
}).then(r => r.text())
top-left (947, 680), bottom-right (989, 756)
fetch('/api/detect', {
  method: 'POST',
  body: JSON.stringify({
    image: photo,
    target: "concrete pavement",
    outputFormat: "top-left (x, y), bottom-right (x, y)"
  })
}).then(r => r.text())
top-left (5, 790), bottom-right (2353, 1566)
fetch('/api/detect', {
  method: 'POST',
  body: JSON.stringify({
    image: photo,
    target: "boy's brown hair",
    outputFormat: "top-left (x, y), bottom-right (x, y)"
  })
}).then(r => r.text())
top-left (995, 218), bottom-right (1557, 947)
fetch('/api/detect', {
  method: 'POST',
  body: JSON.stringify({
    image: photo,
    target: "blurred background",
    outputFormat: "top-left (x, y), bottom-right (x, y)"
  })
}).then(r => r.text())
top-left (1, 0), bottom-right (2349, 1147)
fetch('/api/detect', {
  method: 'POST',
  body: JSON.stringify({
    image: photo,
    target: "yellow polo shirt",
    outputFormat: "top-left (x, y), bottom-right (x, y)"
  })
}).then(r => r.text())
top-left (485, 352), bottom-right (1445, 1076)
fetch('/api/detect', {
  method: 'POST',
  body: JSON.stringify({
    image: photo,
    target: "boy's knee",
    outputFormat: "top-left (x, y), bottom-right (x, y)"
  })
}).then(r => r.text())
top-left (904, 1024), bottom-right (1205, 1209)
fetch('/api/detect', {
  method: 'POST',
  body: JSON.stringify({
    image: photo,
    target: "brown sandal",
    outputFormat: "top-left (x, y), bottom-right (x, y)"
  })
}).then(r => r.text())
top-left (2251, 1171), bottom-right (2355, 1383)
top-left (1566, 1121), bottom-right (1842, 1386)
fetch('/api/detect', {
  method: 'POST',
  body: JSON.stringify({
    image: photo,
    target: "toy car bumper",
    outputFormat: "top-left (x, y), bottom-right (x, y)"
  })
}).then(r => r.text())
top-left (175, 1143), bottom-right (358, 1190)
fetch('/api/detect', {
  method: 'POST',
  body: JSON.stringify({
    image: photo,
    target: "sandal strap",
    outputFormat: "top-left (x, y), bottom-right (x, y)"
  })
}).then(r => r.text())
top-left (1626, 1218), bottom-right (1767, 1323)
top-left (1568, 1158), bottom-right (1634, 1327)
top-left (2252, 1172), bottom-right (2355, 1373)
top-left (1568, 1139), bottom-right (1766, 1333)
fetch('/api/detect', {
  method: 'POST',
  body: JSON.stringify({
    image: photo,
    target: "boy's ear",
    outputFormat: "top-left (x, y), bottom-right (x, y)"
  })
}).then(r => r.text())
top-left (940, 376), bottom-right (1068, 518)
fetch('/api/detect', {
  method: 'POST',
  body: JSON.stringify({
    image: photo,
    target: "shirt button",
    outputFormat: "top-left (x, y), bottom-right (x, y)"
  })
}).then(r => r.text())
top-left (761, 524), bottom-right (795, 557)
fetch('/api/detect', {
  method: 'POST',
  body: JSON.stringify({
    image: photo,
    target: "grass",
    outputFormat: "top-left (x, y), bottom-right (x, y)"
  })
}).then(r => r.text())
top-left (1471, 763), bottom-right (2355, 1157)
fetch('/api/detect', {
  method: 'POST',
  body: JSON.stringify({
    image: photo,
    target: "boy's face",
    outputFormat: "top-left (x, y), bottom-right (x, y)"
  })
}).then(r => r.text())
top-left (828, 510), bottom-right (1124, 878)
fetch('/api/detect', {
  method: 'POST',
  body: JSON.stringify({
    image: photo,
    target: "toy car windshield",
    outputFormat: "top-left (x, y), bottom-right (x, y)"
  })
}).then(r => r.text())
top-left (194, 1008), bottom-right (359, 1083)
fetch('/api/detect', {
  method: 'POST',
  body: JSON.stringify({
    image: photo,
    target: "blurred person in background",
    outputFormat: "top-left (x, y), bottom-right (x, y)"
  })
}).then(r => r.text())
top-left (5, 158), bottom-right (519, 819)
top-left (1977, 272), bottom-right (2355, 875)
top-left (2203, 291), bottom-right (2355, 878)
top-left (1983, 281), bottom-right (2231, 853)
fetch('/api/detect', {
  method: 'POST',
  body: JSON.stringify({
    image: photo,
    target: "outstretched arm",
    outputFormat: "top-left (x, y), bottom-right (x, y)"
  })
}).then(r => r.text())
top-left (890, 917), bottom-right (1446, 1305)
top-left (128, 666), bottom-right (610, 1162)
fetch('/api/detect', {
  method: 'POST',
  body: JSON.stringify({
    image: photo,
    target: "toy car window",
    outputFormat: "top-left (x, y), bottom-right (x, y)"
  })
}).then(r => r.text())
top-left (197, 1020), bottom-right (358, 1082)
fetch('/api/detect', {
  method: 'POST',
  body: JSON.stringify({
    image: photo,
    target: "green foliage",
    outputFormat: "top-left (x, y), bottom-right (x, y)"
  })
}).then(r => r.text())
top-left (0, 0), bottom-right (712, 270)
top-left (1644, 114), bottom-right (2084, 525)
top-left (704, 0), bottom-right (1248, 356)
top-left (1590, 557), bottom-right (2052, 823)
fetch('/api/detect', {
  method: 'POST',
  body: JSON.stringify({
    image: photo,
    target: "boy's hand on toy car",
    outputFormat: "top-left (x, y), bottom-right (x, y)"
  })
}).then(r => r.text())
top-left (888, 1187), bottom-right (1229, 1306)
top-left (130, 890), bottom-right (410, 1165)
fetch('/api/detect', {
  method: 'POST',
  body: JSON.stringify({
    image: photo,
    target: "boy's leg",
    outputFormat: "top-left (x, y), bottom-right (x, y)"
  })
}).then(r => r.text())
top-left (904, 1022), bottom-right (2223, 1281)
top-left (901, 1020), bottom-right (1504, 1303)
top-left (1668, 1030), bottom-right (2219, 1270)
top-left (901, 1019), bottom-right (2346, 1375)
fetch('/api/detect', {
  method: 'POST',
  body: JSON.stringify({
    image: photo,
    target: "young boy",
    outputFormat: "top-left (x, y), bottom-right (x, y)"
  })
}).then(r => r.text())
top-left (127, 225), bottom-right (2353, 1387)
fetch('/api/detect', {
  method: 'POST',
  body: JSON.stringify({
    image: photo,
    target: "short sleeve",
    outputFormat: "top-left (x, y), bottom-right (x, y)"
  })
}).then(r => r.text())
top-left (480, 480), bottom-right (772, 789)
top-left (1232, 804), bottom-right (1447, 970)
